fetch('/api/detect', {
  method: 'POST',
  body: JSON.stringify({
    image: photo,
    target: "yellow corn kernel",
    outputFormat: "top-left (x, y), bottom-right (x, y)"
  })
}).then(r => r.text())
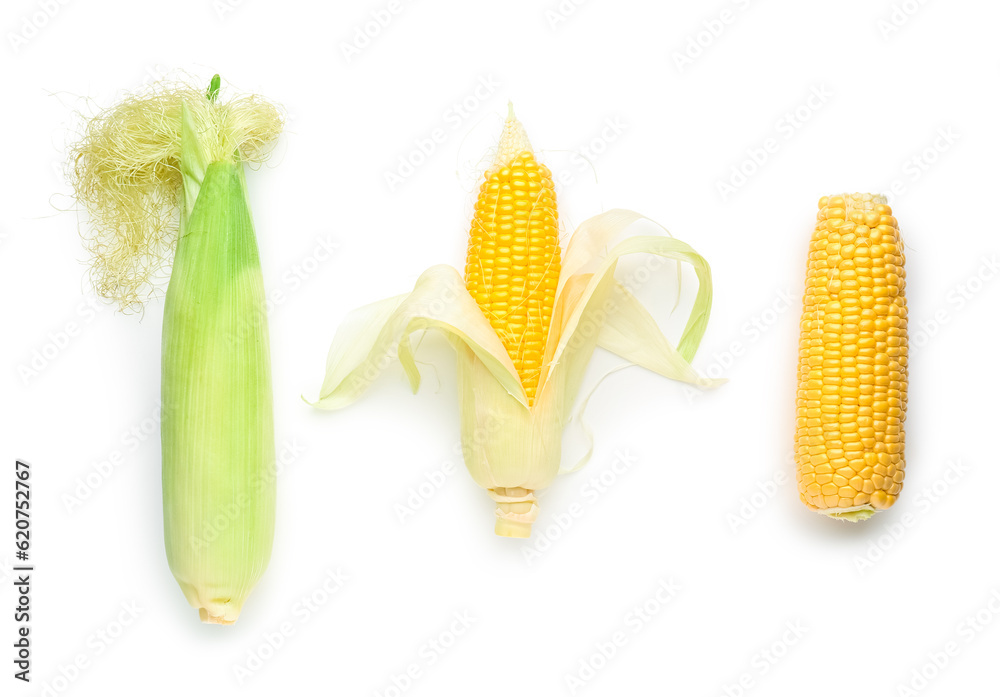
top-left (795, 193), bottom-right (908, 521)
top-left (465, 138), bottom-right (560, 405)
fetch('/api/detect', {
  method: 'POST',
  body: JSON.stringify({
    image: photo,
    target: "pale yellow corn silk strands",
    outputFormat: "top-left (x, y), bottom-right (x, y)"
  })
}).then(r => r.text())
top-left (311, 109), bottom-right (724, 538)
top-left (69, 75), bottom-right (282, 624)
top-left (69, 74), bottom-right (282, 312)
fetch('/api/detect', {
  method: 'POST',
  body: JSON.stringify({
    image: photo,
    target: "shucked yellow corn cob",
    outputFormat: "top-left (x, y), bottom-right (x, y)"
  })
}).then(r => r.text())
top-left (465, 115), bottom-right (560, 405)
top-left (795, 193), bottom-right (908, 521)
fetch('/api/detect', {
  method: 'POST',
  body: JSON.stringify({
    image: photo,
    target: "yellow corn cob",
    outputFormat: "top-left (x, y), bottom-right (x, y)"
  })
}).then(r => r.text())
top-left (795, 193), bottom-right (908, 521)
top-left (464, 109), bottom-right (560, 405)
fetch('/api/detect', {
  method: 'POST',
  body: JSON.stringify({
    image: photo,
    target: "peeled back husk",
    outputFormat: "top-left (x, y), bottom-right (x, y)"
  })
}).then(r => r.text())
top-left (312, 210), bottom-right (723, 537)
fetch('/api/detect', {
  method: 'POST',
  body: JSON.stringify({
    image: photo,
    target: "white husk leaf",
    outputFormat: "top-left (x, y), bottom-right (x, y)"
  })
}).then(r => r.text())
top-left (311, 264), bottom-right (525, 410)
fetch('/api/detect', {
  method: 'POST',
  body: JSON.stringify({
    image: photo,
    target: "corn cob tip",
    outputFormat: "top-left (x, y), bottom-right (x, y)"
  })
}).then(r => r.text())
top-left (490, 487), bottom-right (538, 538)
top-left (818, 192), bottom-right (888, 208)
top-left (491, 104), bottom-right (533, 172)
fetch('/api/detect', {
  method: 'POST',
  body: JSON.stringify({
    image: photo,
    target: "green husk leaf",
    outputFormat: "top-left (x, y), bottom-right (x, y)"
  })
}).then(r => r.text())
top-left (206, 74), bottom-right (221, 102)
top-left (161, 152), bottom-right (275, 625)
top-left (179, 103), bottom-right (209, 221)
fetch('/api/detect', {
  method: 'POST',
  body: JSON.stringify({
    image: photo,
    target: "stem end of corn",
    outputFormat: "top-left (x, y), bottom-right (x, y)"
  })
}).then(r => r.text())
top-left (495, 518), bottom-right (533, 538)
top-left (490, 487), bottom-right (538, 537)
top-left (176, 576), bottom-right (250, 625)
top-left (198, 608), bottom-right (239, 625)
top-left (822, 505), bottom-right (877, 522)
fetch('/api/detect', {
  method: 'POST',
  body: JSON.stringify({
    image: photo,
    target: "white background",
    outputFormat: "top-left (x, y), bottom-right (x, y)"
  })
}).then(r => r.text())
top-left (2, 0), bottom-right (998, 694)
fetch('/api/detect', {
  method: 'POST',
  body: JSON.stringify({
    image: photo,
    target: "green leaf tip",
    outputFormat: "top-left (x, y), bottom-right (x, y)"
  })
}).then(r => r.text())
top-left (207, 74), bottom-right (221, 102)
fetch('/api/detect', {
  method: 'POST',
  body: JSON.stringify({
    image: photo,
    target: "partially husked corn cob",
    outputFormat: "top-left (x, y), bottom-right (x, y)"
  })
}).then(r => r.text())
top-left (312, 105), bottom-right (720, 538)
top-left (795, 193), bottom-right (908, 520)
top-left (464, 112), bottom-right (560, 405)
